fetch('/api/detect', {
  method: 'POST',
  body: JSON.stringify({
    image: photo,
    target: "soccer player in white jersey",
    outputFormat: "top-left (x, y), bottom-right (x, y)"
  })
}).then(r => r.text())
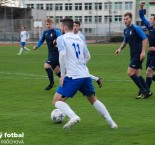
top-left (73, 21), bottom-right (103, 88)
top-left (52, 18), bottom-right (118, 129)
top-left (17, 26), bottom-right (30, 55)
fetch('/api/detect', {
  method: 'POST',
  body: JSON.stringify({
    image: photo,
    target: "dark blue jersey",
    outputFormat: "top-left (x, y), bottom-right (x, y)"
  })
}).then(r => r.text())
top-left (36, 28), bottom-right (62, 54)
top-left (139, 10), bottom-right (155, 47)
top-left (123, 24), bottom-right (147, 58)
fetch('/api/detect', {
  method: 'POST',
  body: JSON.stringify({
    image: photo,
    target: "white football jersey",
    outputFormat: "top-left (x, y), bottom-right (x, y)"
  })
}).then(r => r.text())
top-left (20, 31), bottom-right (30, 42)
top-left (57, 32), bottom-right (90, 79)
top-left (77, 31), bottom-right (86, 44)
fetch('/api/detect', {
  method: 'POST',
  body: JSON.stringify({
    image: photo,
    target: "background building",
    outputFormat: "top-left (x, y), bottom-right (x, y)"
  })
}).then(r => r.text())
top-left (23, 0), bottom-right (136, 42)
top-left (0, 6), bottom-right (47, 41)
top-left (0, 0), bottom-right (154, 42)
top-left (0, 6), bottom-right (32, 41)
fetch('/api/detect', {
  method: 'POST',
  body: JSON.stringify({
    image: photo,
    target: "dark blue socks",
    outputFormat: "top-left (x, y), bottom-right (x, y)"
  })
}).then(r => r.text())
top-left (130, 74), bottom-right (145, 93)
top-left (146, 77), bottom-right (152, 89)
top-left (45, 68), bottom-right (54, 84)
top-left (139, 76), bottom-right (149, 92)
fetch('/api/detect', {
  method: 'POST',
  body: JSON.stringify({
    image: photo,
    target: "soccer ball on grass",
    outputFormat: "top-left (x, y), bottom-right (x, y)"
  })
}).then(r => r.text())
top-left (51, 109), bottom-right (65, 123)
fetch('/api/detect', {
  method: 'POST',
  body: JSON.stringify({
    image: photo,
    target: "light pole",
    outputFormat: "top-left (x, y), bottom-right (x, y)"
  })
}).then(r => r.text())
top-left (108, 1), bottom-right (111, 42)
top-left (96, 0), bottom-right (98, 43)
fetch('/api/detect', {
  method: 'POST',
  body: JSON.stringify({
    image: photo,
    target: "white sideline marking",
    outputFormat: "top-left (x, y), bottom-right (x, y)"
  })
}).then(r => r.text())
top-left (0, 71), bottom-right (131, 82)
top-left (0, 72), bottom-right (47, 78)
top-left (92, 54), bottom-right (128, 56)
top-left (105, 80), bottom-right (131, 82)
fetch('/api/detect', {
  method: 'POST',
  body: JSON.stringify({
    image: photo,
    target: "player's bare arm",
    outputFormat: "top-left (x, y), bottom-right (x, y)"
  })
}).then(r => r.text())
top-left (59, 49), bottom-right (66, 87)
top-left (115, 42), bottom-right (127, 55)
top-left (140, 38), bottom-right (148, 61)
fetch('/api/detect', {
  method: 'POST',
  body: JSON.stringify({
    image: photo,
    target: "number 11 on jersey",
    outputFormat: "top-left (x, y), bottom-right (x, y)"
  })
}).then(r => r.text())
top-left (72, 43), bottom-right (80, 59)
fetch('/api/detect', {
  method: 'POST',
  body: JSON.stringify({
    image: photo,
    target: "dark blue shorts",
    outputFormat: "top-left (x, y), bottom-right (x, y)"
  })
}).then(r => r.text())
top-left (20, 42), bottom-right (26, 47)
top-left (146, 51), bottom-right (155, 70)
top-left (46, 53), bottom-right (59, 70)
top-left (129, 55), bottom-right (143, 69)
top-left (56, 77), bottom-right (95, 98)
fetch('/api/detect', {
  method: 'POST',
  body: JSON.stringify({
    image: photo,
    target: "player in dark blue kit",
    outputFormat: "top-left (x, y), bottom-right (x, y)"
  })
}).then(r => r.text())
top-left (115, 12), bottom-right (152, 99)
top-left (139, 2), bottom-right (155, 91)
top-left (33, 18), bottom-right (62, 90)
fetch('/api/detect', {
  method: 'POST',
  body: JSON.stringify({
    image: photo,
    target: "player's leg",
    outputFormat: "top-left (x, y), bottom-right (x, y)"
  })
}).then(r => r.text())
top-left (148, 52), bottom-right (155, 81)
top-left (87, 95), bottom-right (118, 128)
top-left (135, 69), bottom-right (150, 92)
top-left (129, 56), bottom-right (152, 98)
top-left (128, 67), bottom-right (144, 92)
top-left (24, 44), bottom-right (30, 51)
top-left (135, 67), bottom-right (152, 99)
top-left (146, 53), bottom-right (155, 88)
top-left (146, 67), bottom-right (153, 88)
top-left (143, 55), bottom-right (154, 98)
top-left (90, 74), bottom-right (103, 88)
top-left (145, 52), bottom-right (153, 89)
top-left (53, 93), bottom-right (80, 128)
top-left (52, 77), bottom-right (82, 129)
top-left (53, 93), bottom-right (74, 118)
top-left (127, 67), bottom-right (146, 99)
top-left (45, 54), bottom-right (61, 90)
top-left (44, 62), bottom-right (55, 90)
top-left (51, 54), bottom-right (61, 78)
top-left (80, 77), bottom-right (117, 128)
top-left (17, 42), bottom-right (24, 55)
top-left (130, 68), bottom-right (152, 99)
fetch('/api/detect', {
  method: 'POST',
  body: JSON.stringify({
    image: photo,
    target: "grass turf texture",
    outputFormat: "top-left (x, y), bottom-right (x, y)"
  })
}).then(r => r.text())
top-left (0, 43), bottom-right (155, 145)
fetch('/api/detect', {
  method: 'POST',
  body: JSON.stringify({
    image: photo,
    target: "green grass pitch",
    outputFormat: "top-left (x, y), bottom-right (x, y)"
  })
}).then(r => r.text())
top-left (0, 43), bottom-right (155, 145)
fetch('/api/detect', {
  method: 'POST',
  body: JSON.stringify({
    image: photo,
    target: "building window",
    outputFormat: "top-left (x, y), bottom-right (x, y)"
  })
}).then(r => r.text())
top-left (104, 2), bottom-right (112, 10)
top-left (75, 3), bottom-right (82, 10)
top-left (125, 2), bottom-right (133, 10)
top-left (95, 16), bottom-right (102, 23)
top-left (27, 4), bottom-right (34, 9)
top-left (55, 4), bottom-right (63, 11)
top-left (136, 21), bottom-right (146, 29)
top-left (65, 16), bottom-right (72, 19)
top-left (46, 4), bottom-right (53, 10)
top-left (104, 16), bottom-right (112, 23)
top-left (114, 15), bottom-right (122, 22)
top-left (37, 4), bottom-right (43, 10)
top-left (55, 16), bottom-right (63, 23)
top-left (85, 3), bottom-right (92, 10)
top-left (95, 3), bottom-right (102, 10)
top-left (114, 2), bottom-right (122, 10)
top-left (84, 16), bottom-right (92, 23)
top-left (136, 21), bottom-right (142, 26)
top-left (84, 28), bottom-right (93, 34)
top-left (47, 16), bottom-right (53, 18)
top-left (65, 3), bottom-right (72, 10)
top-left (75, 16), bottom-right (82, 22)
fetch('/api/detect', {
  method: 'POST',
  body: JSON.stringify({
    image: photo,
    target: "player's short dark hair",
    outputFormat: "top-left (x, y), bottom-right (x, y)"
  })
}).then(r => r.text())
top-left (124, 12), bottom-right (132, 19)
top-left (74, 21), bottom-right (81, 26)
top-left (60, 18), bottom-right (73, 30)
top-left (151, 14), bottom-right (155, 20)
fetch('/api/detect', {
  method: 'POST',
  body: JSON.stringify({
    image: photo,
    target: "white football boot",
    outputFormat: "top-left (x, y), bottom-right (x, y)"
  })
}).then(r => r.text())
top-left (109, 121), bottom-right (118, 129)
top-left (63, 116), bottom-right (80, 129)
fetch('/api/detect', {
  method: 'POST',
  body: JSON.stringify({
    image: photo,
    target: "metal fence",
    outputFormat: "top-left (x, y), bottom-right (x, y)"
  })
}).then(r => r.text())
top-left (0, 18), bottom-right (124, 43)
